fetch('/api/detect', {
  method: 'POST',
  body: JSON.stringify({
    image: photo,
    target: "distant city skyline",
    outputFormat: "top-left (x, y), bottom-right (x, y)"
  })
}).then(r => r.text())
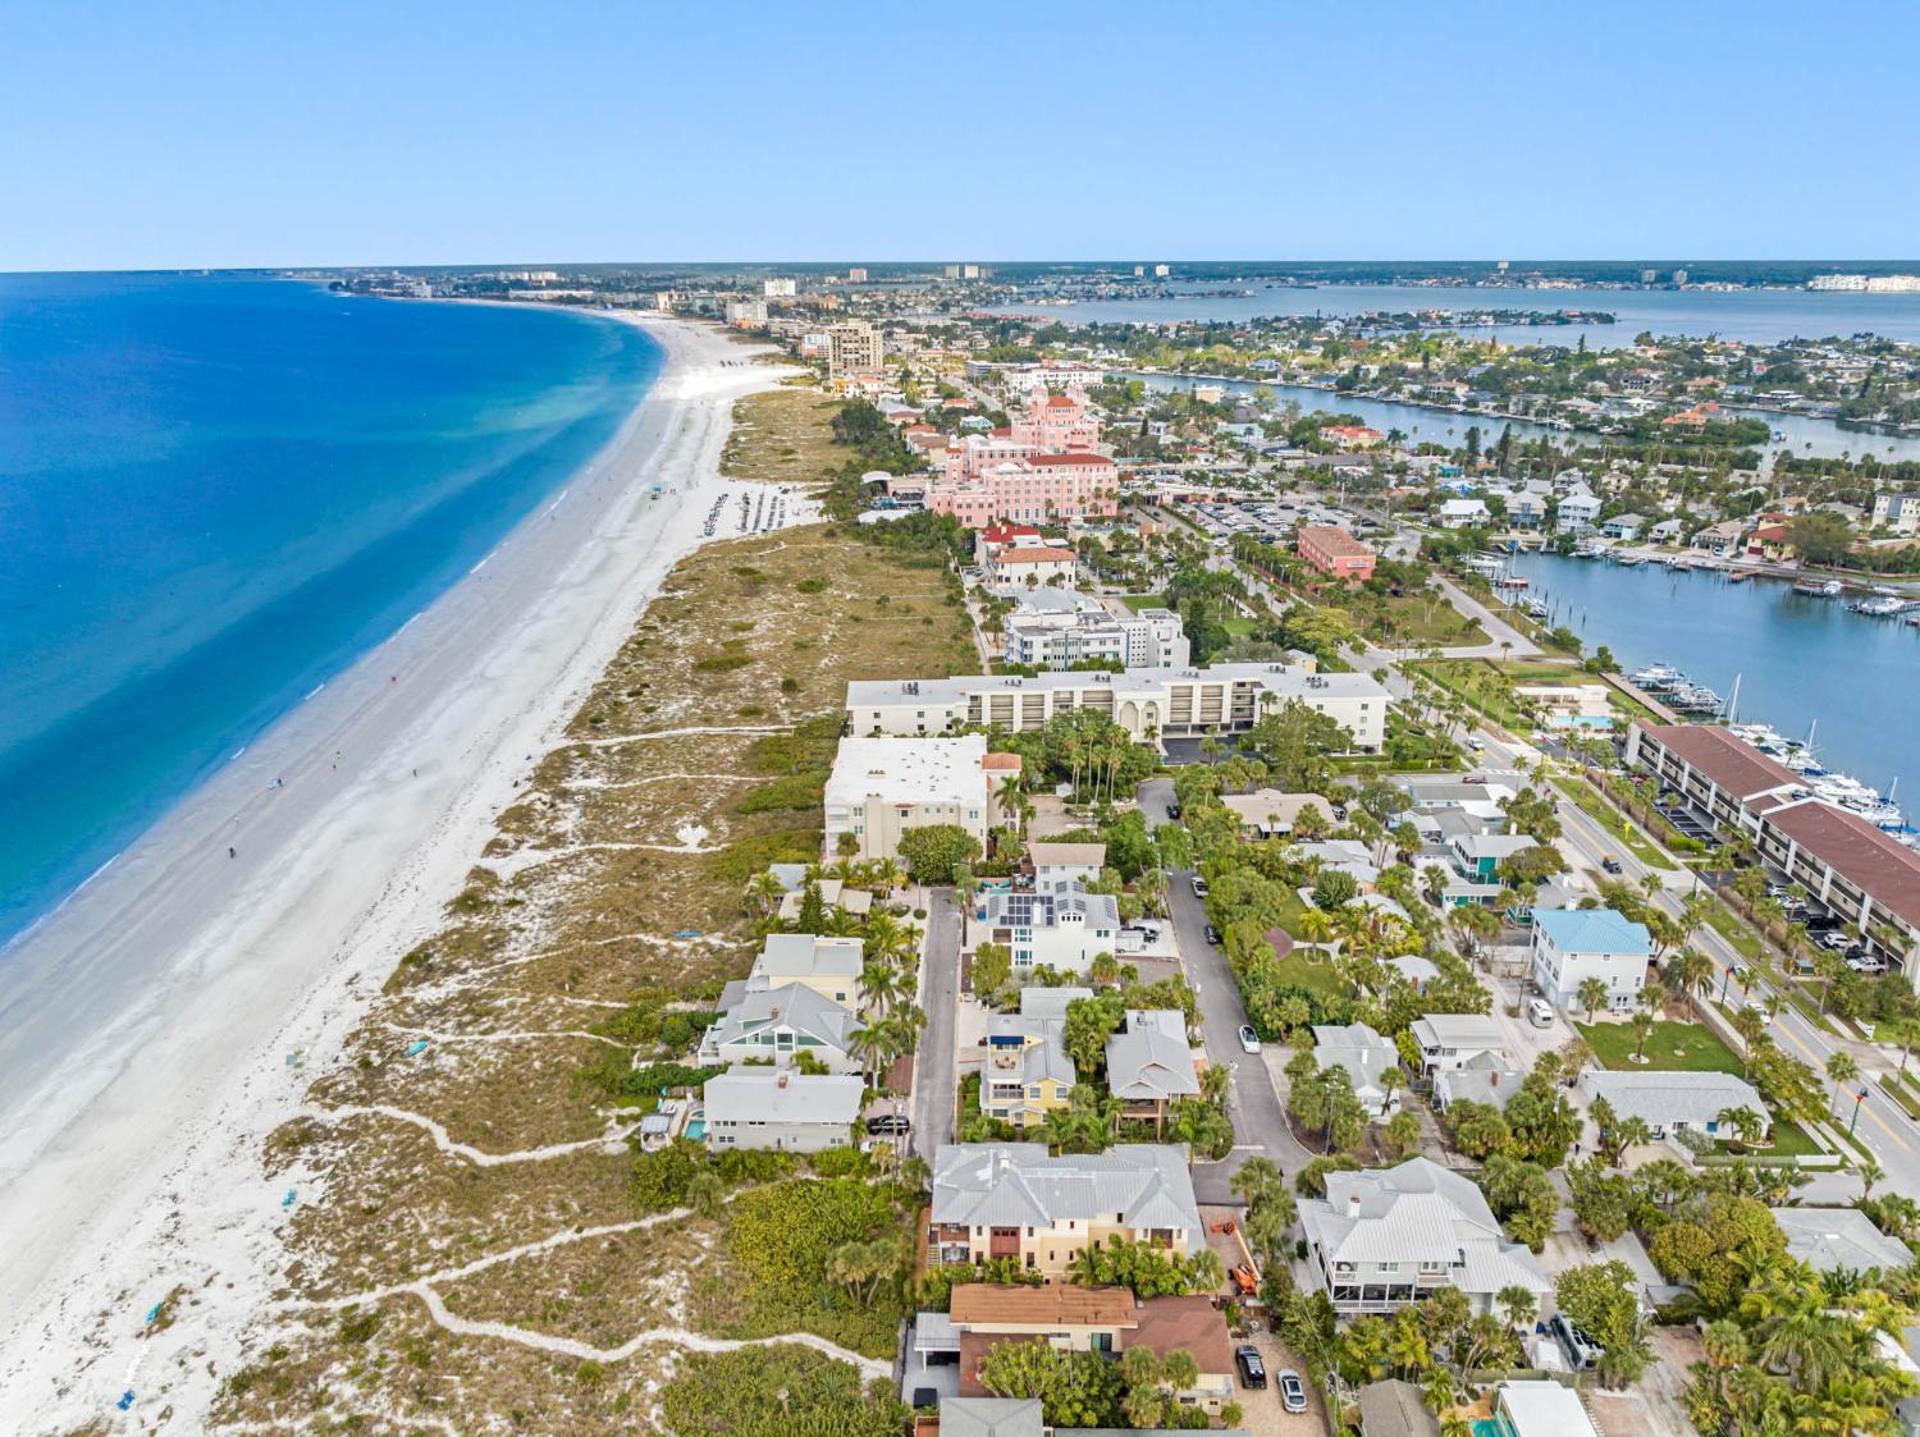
top-left (4, 0), bottom-right (1916, 272)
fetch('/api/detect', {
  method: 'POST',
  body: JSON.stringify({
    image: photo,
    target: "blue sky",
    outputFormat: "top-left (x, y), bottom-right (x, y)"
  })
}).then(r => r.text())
top-left (3, 1), bottom-right (1915, 271)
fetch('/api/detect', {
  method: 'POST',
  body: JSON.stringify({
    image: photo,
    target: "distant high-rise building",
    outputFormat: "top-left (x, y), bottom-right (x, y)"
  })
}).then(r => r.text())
top-left (847, 267), bottom-right (869, 283)
top-left (1133, 265), bottom-right (1145, 277)
top-left (763, 277), bottom-right (797, 298)
top-left (1671, 268), bottom-right (1689, 286)
top-left (726, 299), bottom-right (768, 328)
top-left (1496, 259), bottom-right (1510, 273)
top-left (826, 320), bottom-right (884, 378)
top-left (1154, 263), bottom-right (1171, 278)
top-left (1865, 274), bottom-right (1920, 293)
top-left (944, 264), bottom-right (962, 280)
top-left (1809, 273), bottom-right (1869, 291)
top-left (961, 263), bottom-right (985, 280)
top-left (1639, 268), bottom-right (1659, 284)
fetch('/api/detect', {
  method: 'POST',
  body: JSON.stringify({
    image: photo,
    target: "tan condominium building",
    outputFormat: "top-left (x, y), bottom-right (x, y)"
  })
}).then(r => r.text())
top-left (827, 320), bottom-right (883, 378)
top-left (844, 663), bottom-right (1389, 751)
top-left (822, 734), bottom-right (1019, 861)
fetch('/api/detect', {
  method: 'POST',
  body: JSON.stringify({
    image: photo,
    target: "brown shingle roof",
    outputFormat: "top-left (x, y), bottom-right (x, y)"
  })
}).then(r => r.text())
top-left (1766, 800), bottom-right (1920, 929)
top-left (1637, 722), bottom-right (1798, 800)
top-left (1121, 1295), bottom-right (1235, 1377)
top-left (949, 1283), bottom-right (1137, 1328)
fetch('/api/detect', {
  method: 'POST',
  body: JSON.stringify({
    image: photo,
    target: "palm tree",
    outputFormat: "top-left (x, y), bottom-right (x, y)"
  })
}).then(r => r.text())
top-left (1628, 1006), bottom-right (1657, 1064)
top-left (1664, 947), bottom-right (1715, 1020)
top-left (1577, 976), bottom-right (1610, 1020)
top-left (1824, 1051), bottom-right (1861, 1118)
top-left (745, 869), bottom-right (784, 918)
top-left (1858, 1156), bottom-right (1885, 1200)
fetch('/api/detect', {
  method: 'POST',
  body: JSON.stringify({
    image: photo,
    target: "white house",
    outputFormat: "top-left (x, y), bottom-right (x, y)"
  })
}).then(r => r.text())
top-left (1556, 489), bottom-right (1602, 534)
top-left (1310, 1022), bottom-right (1402, 1117)
top-left (1408, 1014), bottom-right (1506, 1075)
top-left (978, 884), bottom-right (1120, 973)
top-left (1026, 842), bottom-right (1106, 894)
top-left (988, 545), bottom-right (1077, 589)
top-left (698, 983), bottom-right (864, 1074)
top-left (1299, 1157), bottom-right (1551, 1315)
top-left (1600, 512), bottom-right (1646, 541)
top-left (1530, 907), bottom-right (1652, 1011)
top-left (1582, 1069), bottom-right (1769, 1146)
top-left (1437, 498), bottom-right (1490, 529)
top-left (702, 1071), bottom-right (863, 1153)
top-left (747, 933), bottom-right (865, 1008)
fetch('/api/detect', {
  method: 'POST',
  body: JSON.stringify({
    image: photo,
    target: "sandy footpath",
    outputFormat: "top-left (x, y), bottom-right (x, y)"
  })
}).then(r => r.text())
top-left (0, 313), bottom-right (796, 1433)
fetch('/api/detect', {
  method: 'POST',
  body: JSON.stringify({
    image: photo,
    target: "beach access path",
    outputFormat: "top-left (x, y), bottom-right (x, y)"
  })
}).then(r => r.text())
top-left (0, 313), bottom-right (791, 1427)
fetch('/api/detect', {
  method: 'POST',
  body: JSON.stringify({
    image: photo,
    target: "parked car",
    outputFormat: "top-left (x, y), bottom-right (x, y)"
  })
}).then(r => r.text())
top-left (1233, 1345), bottom-right (1267, 1389)
top-left (1550, 1314), bottom-right (1604, 1372)
top-left (1204, 923), bottom-right (1223, 947)
top-left (1190, 875), bottom-right (1209, 898)
top-left (1166, 802), bottom-right (1182, 821)
top-left (1237, 1024), bottom-right (1262, 1054)
top-left (865, 1114), bottom-right (911, 1136)
top-left (1600, 855), bottom-right (1623, 875)
top-left (1817, 930), bottom-right (1852, 952)
top-left (1848, 955), bottom-right (1888, 973)
top-left (1279, 1369), bottom-right (1309, 1413)
top-left (1527, 998), bottom-right (1555, 1028)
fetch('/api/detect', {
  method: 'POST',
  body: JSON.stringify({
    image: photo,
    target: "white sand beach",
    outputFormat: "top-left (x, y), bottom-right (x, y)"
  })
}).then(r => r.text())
top-left (0, 314), bottom-right (796, 1432)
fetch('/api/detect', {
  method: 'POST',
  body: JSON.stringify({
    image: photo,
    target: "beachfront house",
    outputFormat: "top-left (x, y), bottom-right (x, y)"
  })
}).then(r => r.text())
top-left (697, 982), bottom-right (864, 1074)
top-left (701, 1071), bottom-right (863, 1153)
top-left (928, 1143), bottom-right (1204, 1275)
top-left (1299, 1157), bottom-right (1551, 1315)
top-left (744, 932), bottom-right (865, 1008)
top-left (1530, 907), bottom-right (1652, 1011)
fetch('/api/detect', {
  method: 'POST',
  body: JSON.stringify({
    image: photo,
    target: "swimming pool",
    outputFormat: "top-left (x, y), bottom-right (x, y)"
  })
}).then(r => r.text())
top-left (683, 1119), bottom-right (707, 1142)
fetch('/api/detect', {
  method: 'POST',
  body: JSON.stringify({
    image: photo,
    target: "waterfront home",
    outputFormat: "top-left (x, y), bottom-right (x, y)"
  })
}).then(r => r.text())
top-left (1106, 1010), bottom-right (1202, 1129)
top-left (1600, 512), bottom-right (1647, 541)
top-left (1529, 907), bottom-right (1652, 1011)
top-left (1297, 524), bottom-right (1378, 584)
top-left (1873, 490), bottom-right (1920, 536)
top-left (1299, 1156), bottom-right (1551, 1315)
top-left (1581, 1069), bottom-right (1769, 1147)
top-left (701, 1070), bottom-right (862, 1153)
top-left (823, 734), bottom-right (1011, 861)
top-left (928, 1143), bottom-right (1204, 1275)
top-left (1626, 722), bottom-right (1920, 976)
top-left (843, 664), bottom-right (1391, 751)
top-left (940, 1286), bottom-right (1237, 1416)
top-left (978, 883), bottom-right (1120, 974)
top-left (1408, 1014), bottom-right (1505, 1074)
top-left (1025, 841), bottom-right (1106, 893)
top-left (745, 933), bottom-right (865, 1008)
top-left (1310, 1022), bottom-right (1402, 1117)
top-left (698, 982), bottom-right (864, 1074)
top-left (1648, 517), bottom-right (1685, 543)
top-left (981, 1013), bottom-right (1074, 1128)
top-left (1771, 1206), bottom-right (1913, 1275)
top-left (1691, 518), bottom-right (1748, 554)
top-left (1220, 788), bottom-right (1337, 839)
top-left (1556, 489), bottom-right (1602, 534)
top-left (1437, 498), bottom-right (1490, 529)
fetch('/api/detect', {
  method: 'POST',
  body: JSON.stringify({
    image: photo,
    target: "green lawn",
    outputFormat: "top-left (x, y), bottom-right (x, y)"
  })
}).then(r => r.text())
top-left (1555, 775), bottom-right (1677, 872)
top-left (1576, 1019), bottom-right (1744, 1075)
top-left (1220, 617), bottom-right (1261, 638)
top-left (1720, 1118), bottom-right (1821, 1158)
top-left (1703, 905), bottom-right (1765, 963)
top-left (1270, 945), bottom-right (1354, 999)
top-left (1120, 592), bottom-right (1170, 611)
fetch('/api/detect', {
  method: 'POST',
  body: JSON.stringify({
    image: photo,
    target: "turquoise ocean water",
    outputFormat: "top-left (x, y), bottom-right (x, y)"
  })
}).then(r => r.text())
top-left (0, 272), bottom-right (662, 947)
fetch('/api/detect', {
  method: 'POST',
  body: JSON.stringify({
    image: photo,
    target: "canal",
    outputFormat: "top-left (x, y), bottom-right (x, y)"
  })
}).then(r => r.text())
top-left (1505, 552), bottom-right (1920, 799)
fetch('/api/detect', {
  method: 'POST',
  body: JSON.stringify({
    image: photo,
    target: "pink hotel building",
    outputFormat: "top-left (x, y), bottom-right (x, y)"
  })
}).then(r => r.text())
top-left (925, 386), bottom-right (1120, 529)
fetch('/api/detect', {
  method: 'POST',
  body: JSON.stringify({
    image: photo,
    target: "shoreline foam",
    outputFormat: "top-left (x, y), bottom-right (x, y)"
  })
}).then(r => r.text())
top-left (0, 313), bottom-right (795, 1430)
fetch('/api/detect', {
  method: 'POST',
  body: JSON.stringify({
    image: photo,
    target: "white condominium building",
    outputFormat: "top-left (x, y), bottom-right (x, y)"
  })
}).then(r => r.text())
top-left (1001, 591), bottom-right (1189, 672)
top-left (822, 734), bottom-right (1018, 861)
top-left (845, 664), bottom-right (1389, 751)
top-left (826, 320), bottom-right (883, 378)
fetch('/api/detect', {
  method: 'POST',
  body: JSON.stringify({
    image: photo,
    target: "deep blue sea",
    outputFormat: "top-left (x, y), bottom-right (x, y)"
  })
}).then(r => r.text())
top-left (0, 273), bottom-right (662, 947)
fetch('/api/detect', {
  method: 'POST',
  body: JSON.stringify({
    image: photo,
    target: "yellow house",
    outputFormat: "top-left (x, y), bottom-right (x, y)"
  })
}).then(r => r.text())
top-left (981, 1014), bottom-right (1073, 1127)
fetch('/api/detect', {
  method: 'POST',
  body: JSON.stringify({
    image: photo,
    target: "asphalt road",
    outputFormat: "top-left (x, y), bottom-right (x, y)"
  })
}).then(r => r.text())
top-left (913, 886), bottom-right (961, 1163)
top-left (1141, 777), bottom-right (1314, 1203)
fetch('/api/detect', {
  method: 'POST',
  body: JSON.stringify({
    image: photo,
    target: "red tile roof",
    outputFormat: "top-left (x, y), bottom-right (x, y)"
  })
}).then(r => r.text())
top-left (1298, 524), bottom-right (1373, 559)
top-left (996, 546), bottom-right (1076, 564)
top-left (1636, 723), bottom-right (1798, 800)
top-left (1766, 801), bottom-right (1920, 929)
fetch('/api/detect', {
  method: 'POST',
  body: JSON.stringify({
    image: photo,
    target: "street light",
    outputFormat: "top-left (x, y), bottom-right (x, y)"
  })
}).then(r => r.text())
top-left (1850, 1088), bottom-right (1869, 1137)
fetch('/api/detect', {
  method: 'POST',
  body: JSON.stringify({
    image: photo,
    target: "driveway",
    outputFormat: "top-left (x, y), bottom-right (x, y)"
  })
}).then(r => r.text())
top-left (1585, 1324), bottom-right (1701, 1437)
top-left (1235, 1330), bottom-right (1325, 1437)
top-left (913, 886), bottom-right (961, 1161)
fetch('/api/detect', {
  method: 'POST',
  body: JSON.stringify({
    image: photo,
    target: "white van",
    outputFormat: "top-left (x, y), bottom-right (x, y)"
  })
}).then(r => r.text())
top-left (1527, 998), bottom-right (1555, 1028)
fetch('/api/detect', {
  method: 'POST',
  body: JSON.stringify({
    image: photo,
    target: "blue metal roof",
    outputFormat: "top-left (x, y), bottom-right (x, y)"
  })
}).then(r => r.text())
top-left (1531, 907), bottom-right (1652, 956)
